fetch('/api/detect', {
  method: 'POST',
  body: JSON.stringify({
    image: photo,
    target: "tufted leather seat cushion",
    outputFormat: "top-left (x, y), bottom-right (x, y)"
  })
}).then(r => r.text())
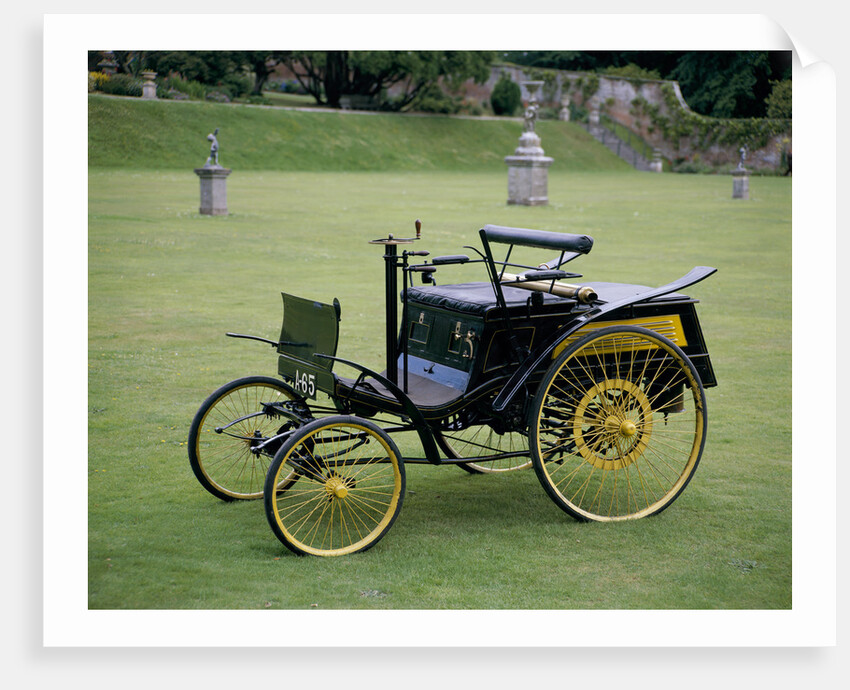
top-left (404, 282), bottom-right (567, 316)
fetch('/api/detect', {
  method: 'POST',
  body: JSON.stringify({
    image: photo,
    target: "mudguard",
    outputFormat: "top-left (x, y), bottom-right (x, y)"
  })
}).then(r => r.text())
top-left (490, 266), bottom-right (717, 413)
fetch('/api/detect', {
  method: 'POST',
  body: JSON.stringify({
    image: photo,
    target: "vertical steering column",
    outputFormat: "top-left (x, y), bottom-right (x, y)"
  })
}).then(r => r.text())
top-left (383, 241), bottom-right (401, 385)
top-left (368, 220), bottom-right (423, 386)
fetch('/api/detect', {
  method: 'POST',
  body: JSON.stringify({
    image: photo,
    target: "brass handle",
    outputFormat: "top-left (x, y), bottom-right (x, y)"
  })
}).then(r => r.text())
top-left (462, 330), bottom-right (476, 359)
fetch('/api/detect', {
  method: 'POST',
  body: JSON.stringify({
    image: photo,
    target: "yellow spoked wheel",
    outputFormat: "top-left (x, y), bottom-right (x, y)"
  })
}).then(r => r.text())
top-left (530, 326), bottom-right (706, 521)
top-left (264, 416), bottom-right (405, 556)
top-left (189, 376), bottom-right (301, 501)
top-left (436, 422), bottom-right (530, 474)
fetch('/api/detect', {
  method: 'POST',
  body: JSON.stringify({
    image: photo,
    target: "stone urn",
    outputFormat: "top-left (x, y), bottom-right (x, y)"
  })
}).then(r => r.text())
top-left (141, 71), bottom-right (158, 100)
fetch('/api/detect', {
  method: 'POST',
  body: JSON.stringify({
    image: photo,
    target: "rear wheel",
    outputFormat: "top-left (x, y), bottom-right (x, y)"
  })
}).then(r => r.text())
top-left (530, 326), bottom-right (706, 521)
top-left (188, 376), bottom-right (302, 501)
top-left (264, 416), bottom-right (405, 556)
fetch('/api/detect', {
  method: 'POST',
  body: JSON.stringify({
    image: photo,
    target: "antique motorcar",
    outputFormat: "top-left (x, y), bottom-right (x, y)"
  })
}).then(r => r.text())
top-left (189, 222), bottom-right (716, 556)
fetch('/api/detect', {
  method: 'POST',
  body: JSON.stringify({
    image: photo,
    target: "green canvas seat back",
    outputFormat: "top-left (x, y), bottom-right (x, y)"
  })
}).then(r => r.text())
top-left (277, 293), bottom-right (341, 371)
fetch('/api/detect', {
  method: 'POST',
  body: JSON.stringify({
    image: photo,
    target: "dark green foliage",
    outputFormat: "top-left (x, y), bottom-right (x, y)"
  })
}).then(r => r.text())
top-left (283, 51), bottom-right (494, 110)
top-left (213, 72), bottom-right (253, 100)
top-left (602, 63), bottom-right (661, 80)
top-left (145, 51), bottom-right (244, 85)
top-left (411, 83), bottom-right (460, 114)
top-left (88, 50), bottom-right (157, 76)
top-left (96, 73), bottom-right (143, 97)
top-left (238, 51), bottom-right (292, 95)
top-left (102, 50), bottom-right (292, 98)
top-left (88, 50), bottom-right (104, 72)
top-left (490, 73), bottom-right (521, 116)
top-left (670, 52), bottom-right (773, 118)
top-left (671, 158), bottom-right (712, 174)
top-left (157, 75), bottom-right (208, 101)
top-left (765, 80), bottom-right (792, 119)
top-left (135, 51), bottom-right (252, 99)
top-left (503, 50), bottom-right (629, 71)
top-left (630, 85), bottom-right (791, 154)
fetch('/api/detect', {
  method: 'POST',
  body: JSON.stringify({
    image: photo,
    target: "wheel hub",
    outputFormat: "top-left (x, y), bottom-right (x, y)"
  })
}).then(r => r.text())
top-left (324, 475), bottom-right (350, 499)
top-left (573, 378), bottom-right (653, 470)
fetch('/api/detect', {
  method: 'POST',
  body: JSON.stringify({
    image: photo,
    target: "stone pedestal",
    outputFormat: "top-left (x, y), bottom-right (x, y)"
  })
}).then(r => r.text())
top-left (506, 157), bottom-right (554, 205)
top-left (505, 132), bottom-right (553, 206)
top-left (649, 148), bottom-right (663, 173)
top-left (732, 167), bottom-right (749, 199)
top-left (193, 166), bottom-right (232, 215)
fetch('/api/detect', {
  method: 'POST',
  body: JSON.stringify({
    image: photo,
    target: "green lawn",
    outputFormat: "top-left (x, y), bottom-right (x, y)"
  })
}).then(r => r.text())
top-left (88, 166), bottom-right (791, 609)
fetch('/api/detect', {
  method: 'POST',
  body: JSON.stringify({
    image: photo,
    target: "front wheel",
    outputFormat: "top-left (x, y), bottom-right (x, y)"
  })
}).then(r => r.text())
top-left (530, 326), bottom-right (707, 522)
top-left (264, 416), bottom-right (405, 556)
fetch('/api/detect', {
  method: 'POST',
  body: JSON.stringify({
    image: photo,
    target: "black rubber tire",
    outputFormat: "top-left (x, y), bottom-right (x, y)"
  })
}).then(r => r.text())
top-left (264, 415), bottom-right (405, 556)
top-left (529, 325), bottom-right (707, 522)
top-left (188, 376), bottom-right (298, 501)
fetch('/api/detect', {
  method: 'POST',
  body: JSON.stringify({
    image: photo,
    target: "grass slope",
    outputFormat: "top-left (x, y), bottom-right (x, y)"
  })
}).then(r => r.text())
top-left (88, 94), bottom-right (630, 172)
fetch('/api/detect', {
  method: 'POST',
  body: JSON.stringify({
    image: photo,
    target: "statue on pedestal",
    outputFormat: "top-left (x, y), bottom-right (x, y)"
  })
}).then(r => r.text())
top-left (505, 81), bottom-right (553, 206)
top-left (559, 96), bottom-right (571, 121)
top-left (195, 127), bottom-right (231, 215)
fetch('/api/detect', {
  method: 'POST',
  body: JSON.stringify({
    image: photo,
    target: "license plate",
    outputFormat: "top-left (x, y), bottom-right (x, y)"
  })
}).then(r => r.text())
top-left (293, 369), bottom-right (317, 399)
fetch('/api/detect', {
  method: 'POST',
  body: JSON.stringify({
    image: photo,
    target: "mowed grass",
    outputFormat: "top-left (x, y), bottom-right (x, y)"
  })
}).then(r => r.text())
top-left (88, 165), bottom-right (791, 610)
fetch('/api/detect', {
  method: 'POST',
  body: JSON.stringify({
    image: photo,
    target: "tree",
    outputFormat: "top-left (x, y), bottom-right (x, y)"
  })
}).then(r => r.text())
top-left (490, 72), bottom-right (521, 115)
top-left (236, 51), bottom-right (292, 95)
top-left (282, 51), bottom-right (494, 110)
top-left (765, 79), bottom-right (792, 119)
top-left (669, 51), bottom-right (773, 118)
top-left (144, 51), bottom-right (244, 85)
top-left (120, 51), bottom-right (289, 96)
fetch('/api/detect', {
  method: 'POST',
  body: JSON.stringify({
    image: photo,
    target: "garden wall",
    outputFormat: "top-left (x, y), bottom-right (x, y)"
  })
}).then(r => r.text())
top-left (468, 65), bottom-right (791, 173)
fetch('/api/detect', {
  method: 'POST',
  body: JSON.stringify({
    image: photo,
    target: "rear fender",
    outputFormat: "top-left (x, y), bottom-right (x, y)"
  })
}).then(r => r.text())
top-left (491, 266), bottom-right (716, 413)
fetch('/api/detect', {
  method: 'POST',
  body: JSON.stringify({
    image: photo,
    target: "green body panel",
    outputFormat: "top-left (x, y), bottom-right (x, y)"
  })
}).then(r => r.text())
top-left (276, 293), bottom-right (341, 398)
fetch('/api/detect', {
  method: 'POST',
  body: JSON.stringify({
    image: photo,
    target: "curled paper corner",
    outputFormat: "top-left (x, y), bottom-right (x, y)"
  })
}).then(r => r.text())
top-left (762, 15), bottom-right (830, 71)
top-left (787, 31), bottom-right (826, 70)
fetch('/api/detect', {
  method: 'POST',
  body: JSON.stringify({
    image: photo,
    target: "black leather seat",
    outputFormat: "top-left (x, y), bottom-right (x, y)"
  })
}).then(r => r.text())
top-left (404, 282), bottom-right (567, 317)
top-left (405, 281), bottom-right (686, 317)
